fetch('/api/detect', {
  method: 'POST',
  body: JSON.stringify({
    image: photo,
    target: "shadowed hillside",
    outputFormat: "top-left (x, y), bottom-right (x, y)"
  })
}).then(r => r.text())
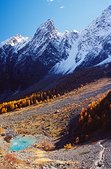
top-left (73, 91), bottom-right (111, 144)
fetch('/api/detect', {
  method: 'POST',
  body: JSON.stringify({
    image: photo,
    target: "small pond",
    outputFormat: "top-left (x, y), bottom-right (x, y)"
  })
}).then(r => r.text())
top-left (10, 135), bottom-right (36, 152)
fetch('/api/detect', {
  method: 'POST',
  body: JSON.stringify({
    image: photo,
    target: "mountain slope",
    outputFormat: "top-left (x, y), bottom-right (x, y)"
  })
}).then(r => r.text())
top-left (0, 20), bottom-right (79, 94)
top-left (1, 5), bottom-right (111, 99)
top-left (53, 5), bottom-right (111, 74)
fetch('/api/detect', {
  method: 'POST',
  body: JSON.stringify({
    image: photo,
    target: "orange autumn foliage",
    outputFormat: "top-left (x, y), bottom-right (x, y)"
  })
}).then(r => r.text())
top-left (0, 89), bottom-right (61, 114)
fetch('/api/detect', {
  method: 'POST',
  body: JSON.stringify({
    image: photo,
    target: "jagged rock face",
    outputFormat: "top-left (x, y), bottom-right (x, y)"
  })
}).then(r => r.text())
top-left (16, 20), bottom-right (79, 68)
top-left (53, 5), bottom-right (111, 74)
top-left (0, 35), bottom-right (30, 91)
top-left (78, 35), bottom-right (111, 68)
top-left (76, 6), bottom-right (111, 68)
top-left (1, 5), bottom-right (111, 95)
top-left (0, 20), bottom-right (78, 92)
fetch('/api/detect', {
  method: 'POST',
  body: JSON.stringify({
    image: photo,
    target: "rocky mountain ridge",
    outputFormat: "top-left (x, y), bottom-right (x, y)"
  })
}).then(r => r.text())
top-left (1, 5), bottom-right (111, 97)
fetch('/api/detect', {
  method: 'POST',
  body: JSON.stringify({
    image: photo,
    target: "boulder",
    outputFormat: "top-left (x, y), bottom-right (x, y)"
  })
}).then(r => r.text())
top-left (4, 134), bottom-right (13, 143)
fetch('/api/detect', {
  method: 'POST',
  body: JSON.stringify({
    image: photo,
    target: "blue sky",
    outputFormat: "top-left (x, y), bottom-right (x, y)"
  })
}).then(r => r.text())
top-left (0, 0), bottom-right (111, 42)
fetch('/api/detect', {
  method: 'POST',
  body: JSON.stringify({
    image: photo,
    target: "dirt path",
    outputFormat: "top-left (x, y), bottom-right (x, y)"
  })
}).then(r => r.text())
top-left (90, 141), bottom-right (105, 169)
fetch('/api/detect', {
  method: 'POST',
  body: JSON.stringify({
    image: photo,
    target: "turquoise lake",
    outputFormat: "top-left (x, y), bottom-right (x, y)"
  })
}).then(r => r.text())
top-left (10, 135), bottom-right (36, 151)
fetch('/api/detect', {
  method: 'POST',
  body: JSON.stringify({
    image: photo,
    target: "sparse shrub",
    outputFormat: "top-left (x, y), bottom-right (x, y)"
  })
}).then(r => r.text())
top-left (80, 108), bottom-right (85, 116)
top-left (26, 99), bottom-right (31, 106)
top-left (39, 100), bottom-right (43, 104)
top-left (91, 101), bottom-right (96, 108)
top-left (17, 100), bottom-right (22, 108)
top-left (44, 100), bottom-right (47, 103)
top-left (64, 143), bottom-right (73, 149)
top-left (14, 104), bottom-right (18, 109)
top-left (37, 140), bottom-right (55, 151)
top-left (21, 99), bottom-right (27, 107)
top-left (7, 102), bottom-right (15, 111)
top-left (88, 114), bottom-right (93, 124)
top-left (79, 115), bottom-right (84, 123)
top-left (1, 107), bottom-right (7, 114)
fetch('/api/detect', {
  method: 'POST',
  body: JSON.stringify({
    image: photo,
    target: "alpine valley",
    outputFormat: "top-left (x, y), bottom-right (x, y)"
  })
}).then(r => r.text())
top-left (1, 5), bottom-right (111, 169)
top-left (1, 5), bottom-right (111, 101)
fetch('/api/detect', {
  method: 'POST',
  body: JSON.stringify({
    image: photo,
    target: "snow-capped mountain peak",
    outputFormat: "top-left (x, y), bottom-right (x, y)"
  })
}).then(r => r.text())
top-left (52, 5), bottom-right (111, 74)
top-left (7, 34), bottom-right (29, 46)
top-left (26, 19), bottom-right (60, 56)
top-left (37, 19), bottom-right (55, 32)
top-left (1, 4), bottom-right (111, 95)
top-left (34, 19), bottom-right (58, 39)
top-left (0, 34), bottom-right (29, 48)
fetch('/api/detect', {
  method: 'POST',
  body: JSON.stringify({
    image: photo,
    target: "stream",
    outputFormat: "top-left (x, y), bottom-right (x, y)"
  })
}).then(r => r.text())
top-left (91, 141), bottom-right (105, 169)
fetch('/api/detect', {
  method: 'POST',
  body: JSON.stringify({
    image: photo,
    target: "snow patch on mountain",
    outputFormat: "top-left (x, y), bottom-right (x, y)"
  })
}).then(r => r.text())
top-left (52, 5), bottom-right (111, 74)
top-left (28, 19), bottom-right (60, 55)
top-left (53, 38), bottom-right (79, 74)
top-left (0, 34), bottom-right (30, 55)
top-left (1, 5), bottom-right (111, 81)
top-left (0, 35), bottom-right (29, 47)
top-left (16, 19), bottom-right (79, 67)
